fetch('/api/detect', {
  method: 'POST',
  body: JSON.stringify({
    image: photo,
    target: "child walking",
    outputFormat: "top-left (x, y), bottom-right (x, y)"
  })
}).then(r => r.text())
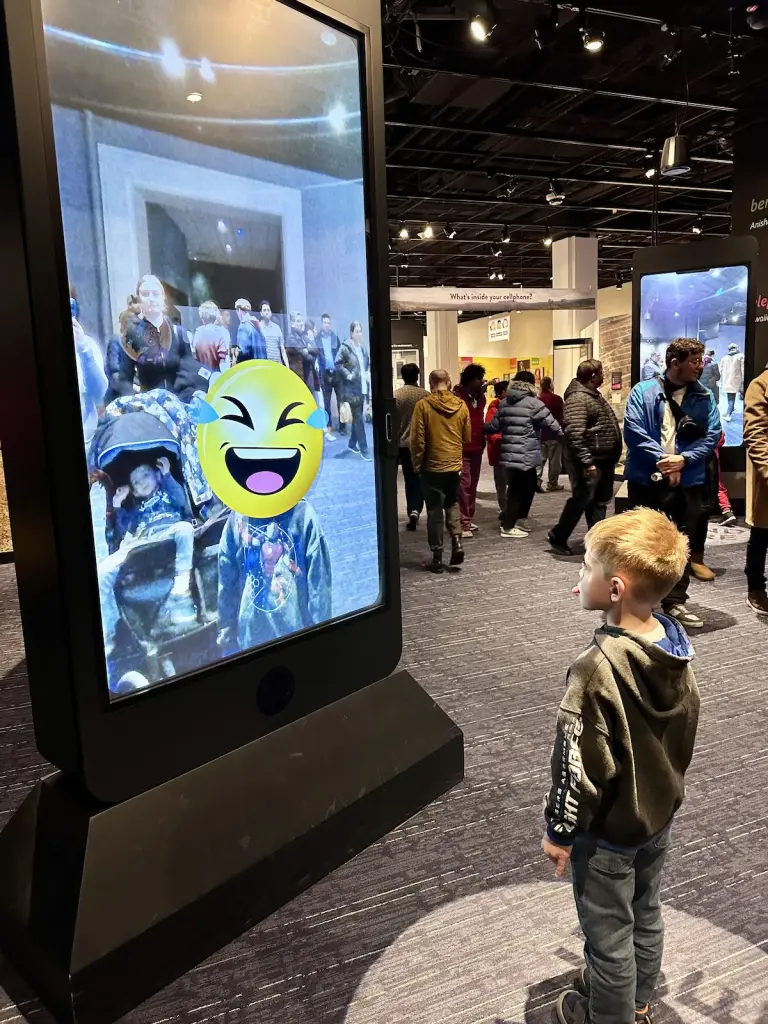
top-left (541, 508), bottom-right (700, 1024)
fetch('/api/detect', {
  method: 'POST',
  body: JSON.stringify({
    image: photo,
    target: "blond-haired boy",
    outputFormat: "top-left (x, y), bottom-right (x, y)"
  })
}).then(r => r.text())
top-left (542, 508), bottom-right (701, 1024)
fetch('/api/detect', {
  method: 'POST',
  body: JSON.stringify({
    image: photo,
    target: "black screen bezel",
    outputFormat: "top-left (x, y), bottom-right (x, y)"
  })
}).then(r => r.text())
top-left (632, 237), bottom-right (759, 475)
top-left (0, 0), bottom-right (400, 802)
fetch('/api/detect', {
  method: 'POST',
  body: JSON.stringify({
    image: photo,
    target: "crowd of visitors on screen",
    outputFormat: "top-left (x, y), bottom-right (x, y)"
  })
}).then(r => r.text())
top-left (74, 273), bottom-right (372, 453)
top-left (395, 341), bottom-right (768, 625)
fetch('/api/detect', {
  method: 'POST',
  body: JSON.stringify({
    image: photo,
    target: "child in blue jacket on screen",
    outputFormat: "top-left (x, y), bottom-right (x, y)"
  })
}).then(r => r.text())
top-left (216, 502), bottom-right (332, 655)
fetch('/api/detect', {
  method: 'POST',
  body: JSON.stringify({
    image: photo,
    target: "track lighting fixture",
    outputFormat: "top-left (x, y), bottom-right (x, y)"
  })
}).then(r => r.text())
top-left (470, 3), bottom-right (497, 43)
top-left (419, 222), bottom-right (434, 240)
top-left (497, 271), bottom-right (505, 281)
top-left (501, 225), bottom-right (512, 244)
top-left (489, 271), bottom-right (497, 281)
top-left (748, 4), bottom-right (768, 30)
top-left (491, 245), bottom-right (503, 258)
top-left (542, 231), bottom-right (554, 248)
top-left (398, 223), bottom-right (409, 239)
top-left (579, 5), bottom-right (605, 53)
top-left (615, 274), bottom-right (624, 289)
top-left (546, 180), bottom-right (566, 207)
top-left (445, 223), bottom-right (457, 239)
top-left (692, 216), bottom-right (704, 235)
top-left (644, 150), bottom-right (659, 179)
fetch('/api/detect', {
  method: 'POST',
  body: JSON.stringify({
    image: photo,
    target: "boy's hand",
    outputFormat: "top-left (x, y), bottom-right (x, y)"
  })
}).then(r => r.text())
top-left (542, 835), bottom-right (572, 878)
top-left (114, 485), bottom-right (130, 508)
top-left (157, 457), bottom-right (171, 476)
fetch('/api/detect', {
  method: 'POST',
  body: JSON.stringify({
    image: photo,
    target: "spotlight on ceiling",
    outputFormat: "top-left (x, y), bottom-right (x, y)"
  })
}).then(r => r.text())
top-left (470, 5), bottom-right (496, 43)
top-left (534, 0), bottom-right (559, 49)
top-left (643, 150), bottom-right (658, 178)
top-left (501, 225), bottom-right (512, 244)
top-left (419, 222), bottom-right (435, 239)
top-left (489, 271), bottom-right (498, 281)
top-left (491, 245), bottom-right (503, 258)
top-left (660, 134), bottom-right (691, 177)
top-left (445, 223), bottom-right (457, 239)
top-left (692, 216), bottom-right (704, 235)
top-left (398, 223), bottom-right (410, 239)
top-left (546, 180), bottom-right (566, 206)
top-left (497, 272), bottom-right (506, 281)
top-left (542, 232), bottom-right (554, 248)
top-left (582, 28), bottom-right (605, 52)
top-left (616, 274), bottom-right (624, 289)
top-left (748, 4), bottom-right (768, 30)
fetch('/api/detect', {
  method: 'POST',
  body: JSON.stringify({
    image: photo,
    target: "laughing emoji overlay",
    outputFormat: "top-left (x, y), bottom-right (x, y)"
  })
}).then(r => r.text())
top-left (197, 361), bottom-right (328, 518)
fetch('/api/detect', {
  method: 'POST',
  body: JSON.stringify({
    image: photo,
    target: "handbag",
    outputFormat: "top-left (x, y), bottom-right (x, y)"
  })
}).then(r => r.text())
top-left (340, 401), bottom-right (353, 425)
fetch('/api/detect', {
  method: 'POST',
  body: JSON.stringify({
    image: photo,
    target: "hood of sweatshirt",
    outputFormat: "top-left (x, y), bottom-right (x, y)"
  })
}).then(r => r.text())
top-left (425, 389), bottom-right (465, 417)
top-left (564, 378), bottom-right (592, 401)
top-left (594, 614), bottom-right (694, 719)
top-left (505, 380), bottom-right (537, 404)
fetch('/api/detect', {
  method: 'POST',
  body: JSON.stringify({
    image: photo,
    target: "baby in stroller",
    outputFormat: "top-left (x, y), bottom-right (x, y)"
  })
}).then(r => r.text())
top-left (100, 457), bottom-right (196, 659)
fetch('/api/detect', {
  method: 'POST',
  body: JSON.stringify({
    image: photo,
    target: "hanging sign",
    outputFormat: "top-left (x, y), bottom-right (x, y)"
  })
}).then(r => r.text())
top-left (390, 287), bottom-right (595, 313)
top-left (489, 316), bottom-right (510, 342)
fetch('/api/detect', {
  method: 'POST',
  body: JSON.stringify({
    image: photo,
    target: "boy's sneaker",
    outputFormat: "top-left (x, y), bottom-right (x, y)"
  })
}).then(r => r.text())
top-left (555, 991), bottom-right (589, 1024)
top-left (574, 970), bottom-right (653, 1023)
top-left (664, 604), bottom-right (704, 629)
top-left (500, 526), bottom-right (528, 538)
top-left (747, 590), bottom-right (768, 617)
top-left (548, 531), bottom-right (573, 556)
top-left (719, 510), bottom-right (737, 527)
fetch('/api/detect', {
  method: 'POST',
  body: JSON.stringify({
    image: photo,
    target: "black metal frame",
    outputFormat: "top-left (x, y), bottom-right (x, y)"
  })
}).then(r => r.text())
top-left (631, 236), bottom-right (760, 475)
top-left (0, 0), bottom-right (400, 802)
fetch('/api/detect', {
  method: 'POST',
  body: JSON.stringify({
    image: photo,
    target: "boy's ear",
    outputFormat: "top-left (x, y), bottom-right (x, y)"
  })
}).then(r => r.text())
top-left (610, 575), bottom-right (626, 603)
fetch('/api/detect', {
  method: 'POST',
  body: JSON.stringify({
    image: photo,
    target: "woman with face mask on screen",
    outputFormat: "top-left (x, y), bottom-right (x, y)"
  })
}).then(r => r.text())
top-left (120, 274), bottom-right (187, 395)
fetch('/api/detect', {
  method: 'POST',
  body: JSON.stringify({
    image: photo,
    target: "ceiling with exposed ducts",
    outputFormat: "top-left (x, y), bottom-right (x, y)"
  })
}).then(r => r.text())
top-left (384, 1), bottom-right (768, 306)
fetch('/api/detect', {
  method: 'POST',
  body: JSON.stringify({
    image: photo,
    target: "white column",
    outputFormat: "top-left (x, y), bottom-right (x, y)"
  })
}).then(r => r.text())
top-left (425, 311), bottom-right (459, 382)
top-left (552, 236), bottom-right (598, 341)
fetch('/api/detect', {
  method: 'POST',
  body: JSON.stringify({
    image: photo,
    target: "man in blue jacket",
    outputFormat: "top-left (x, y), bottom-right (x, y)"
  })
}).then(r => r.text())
top-left (624, 338), bottom-right (721, 629)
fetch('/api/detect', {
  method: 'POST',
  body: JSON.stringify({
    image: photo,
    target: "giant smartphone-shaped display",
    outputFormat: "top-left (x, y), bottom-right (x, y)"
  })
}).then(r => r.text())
top-left (633, 237), bottom-right (759, 472)
top-left (0, 0), bottom-right (399, 800)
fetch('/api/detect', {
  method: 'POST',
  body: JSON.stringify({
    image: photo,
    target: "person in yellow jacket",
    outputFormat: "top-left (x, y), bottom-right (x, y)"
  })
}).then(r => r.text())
top-left (744, 365), bottom-right (768, 616)
top-left (410, 369), bottom-right (471, 574)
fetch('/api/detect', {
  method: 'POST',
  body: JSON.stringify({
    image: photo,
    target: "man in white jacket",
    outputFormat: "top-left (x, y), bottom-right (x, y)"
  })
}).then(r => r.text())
top-left (720, 343), bottom-right (745, 422)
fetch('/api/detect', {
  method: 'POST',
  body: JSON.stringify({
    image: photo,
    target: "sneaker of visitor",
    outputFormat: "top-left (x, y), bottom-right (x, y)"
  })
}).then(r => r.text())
top-left (665, 604), bottom-right (704, 629)
top-left (462, 529), bottom-right (474, 539)
top-left (360, 450), bottom-right (372, 462)
top-left (547, 530), bottom-right (573, 557)
top-left (747, 590), bottom-right (768, 617)
top-left (500, 526), bottom-right (528, 539)
top-left (719, 509), bottom-right (737, 527)
top-left (406, 512), bottom-right (419, 532)
top-left (518, 518), bottom-right (533, 534)
top-left (449, 536), bottom-right (465, 566)
top-left (555, 990), bottom-right (588, 1024)
top-left (324, 429), bottom-right (337, 442)
top-left (470, 523), bottom-right (479, 532)
top-left (690, 560), bottom-right (715, 582)
top-left (574, 968), bottom-right (653, 1023)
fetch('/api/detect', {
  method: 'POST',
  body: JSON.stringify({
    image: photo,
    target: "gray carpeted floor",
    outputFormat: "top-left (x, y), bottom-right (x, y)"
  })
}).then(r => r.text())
top-left (1, 465), bottom-right (768, 1023)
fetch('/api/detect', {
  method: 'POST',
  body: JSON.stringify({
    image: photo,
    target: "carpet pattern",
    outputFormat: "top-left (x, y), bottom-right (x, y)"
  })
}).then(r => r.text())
top-left (1, 465), bottom-right (768, 1023)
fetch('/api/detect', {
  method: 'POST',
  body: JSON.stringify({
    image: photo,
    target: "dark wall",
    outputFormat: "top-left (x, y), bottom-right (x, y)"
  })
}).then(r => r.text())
top-left (146, 203), bottom-right (190, 303)
top-left (189, 262), bottom-right (283, 314)
top-left (733, 111), bottom-right (768, 375)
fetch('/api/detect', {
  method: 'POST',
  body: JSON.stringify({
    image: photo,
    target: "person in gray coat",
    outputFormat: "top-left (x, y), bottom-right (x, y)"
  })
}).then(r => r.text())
top-left (484, 371), bottom-right (563, 538)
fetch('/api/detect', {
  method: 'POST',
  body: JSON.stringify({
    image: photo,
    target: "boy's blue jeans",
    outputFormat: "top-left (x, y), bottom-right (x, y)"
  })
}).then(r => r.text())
top-left (571, 826), bottom-right (671, 1024)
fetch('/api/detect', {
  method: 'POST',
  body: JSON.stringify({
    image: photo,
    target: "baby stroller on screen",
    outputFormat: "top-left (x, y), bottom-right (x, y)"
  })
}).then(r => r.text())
top-left (89, 391), bottom-right (227, 695)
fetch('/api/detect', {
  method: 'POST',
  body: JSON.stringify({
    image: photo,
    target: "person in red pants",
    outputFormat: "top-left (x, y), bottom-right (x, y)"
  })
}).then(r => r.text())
top-left (454, 363), bottom-right (486, 538)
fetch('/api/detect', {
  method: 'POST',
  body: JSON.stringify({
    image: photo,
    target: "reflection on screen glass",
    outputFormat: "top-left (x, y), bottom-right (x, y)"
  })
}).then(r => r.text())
top-left (42, 0), bottom-right (382, 699)
top-left (640, 266), bottom-right (749, 448)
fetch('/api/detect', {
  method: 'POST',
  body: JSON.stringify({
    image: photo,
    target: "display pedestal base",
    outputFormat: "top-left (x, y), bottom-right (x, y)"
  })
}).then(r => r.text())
top-left (0, 671), bottom-right (463, 1024)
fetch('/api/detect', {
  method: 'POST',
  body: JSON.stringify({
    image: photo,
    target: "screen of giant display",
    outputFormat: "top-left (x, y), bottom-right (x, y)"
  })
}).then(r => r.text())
top-left (42, 0), bottom-right (383, 698)
top-left (639, 265), bottom-right (749, 447)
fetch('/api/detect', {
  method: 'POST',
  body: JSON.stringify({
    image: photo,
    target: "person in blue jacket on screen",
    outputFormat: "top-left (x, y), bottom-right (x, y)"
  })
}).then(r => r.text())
top-left (623, 338), bottom-right (721, 631)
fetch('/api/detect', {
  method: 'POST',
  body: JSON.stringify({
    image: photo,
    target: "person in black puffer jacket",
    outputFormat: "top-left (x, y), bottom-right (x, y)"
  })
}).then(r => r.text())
top-left (484, 370), bottom-right (563, 537)
top-left (548, 359), bottom-right (623, 556)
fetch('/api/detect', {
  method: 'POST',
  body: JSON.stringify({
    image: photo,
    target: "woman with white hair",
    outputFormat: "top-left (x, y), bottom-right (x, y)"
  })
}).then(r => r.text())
top-left (193, 300), bottom-right (230, 372)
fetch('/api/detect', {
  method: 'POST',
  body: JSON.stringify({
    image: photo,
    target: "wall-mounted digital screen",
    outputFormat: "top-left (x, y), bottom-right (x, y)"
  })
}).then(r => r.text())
top-left (639, 266), bottom-right (749, 447)
top-left (42, 0), bottom-right (382, 699)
